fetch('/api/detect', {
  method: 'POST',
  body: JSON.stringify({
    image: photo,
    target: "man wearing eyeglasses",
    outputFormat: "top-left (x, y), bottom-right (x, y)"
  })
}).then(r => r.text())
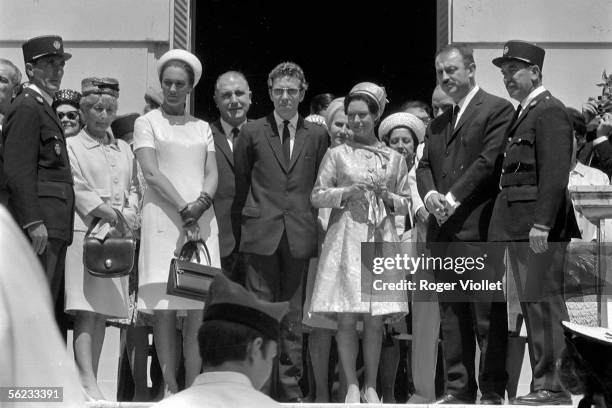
top-left (489, 40), bottom-right (579, 406)
top-left (233, 61), bottom-right (329, 402)
top-left (1, 35), bottom-right (75, 331)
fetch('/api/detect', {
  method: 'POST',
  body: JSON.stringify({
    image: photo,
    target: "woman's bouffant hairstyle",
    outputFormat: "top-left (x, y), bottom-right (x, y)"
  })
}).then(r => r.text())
top-left (159, 60), bottom-right (195, 87)
top-left (344, 93), bottom-right (380, 119)
top-left (79, 93), bottom-right (118, 114)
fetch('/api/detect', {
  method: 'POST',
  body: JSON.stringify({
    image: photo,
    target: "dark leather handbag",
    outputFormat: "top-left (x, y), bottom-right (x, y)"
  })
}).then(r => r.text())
top-left (167, 239), bottom-right (221, 301)
top-left (84, 208), bottom-right (136, 278)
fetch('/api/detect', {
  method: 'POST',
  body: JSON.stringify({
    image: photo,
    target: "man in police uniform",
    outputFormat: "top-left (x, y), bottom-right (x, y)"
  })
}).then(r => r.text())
top-left (489, 40), bottom-right (579, 405)
top-left (152, 274), bottom-right (287, 408)
top-left (2, 35), bottom-right (74, 308)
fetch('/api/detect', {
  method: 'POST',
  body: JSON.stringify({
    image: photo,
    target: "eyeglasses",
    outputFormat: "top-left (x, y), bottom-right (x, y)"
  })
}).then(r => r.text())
top-left (271, 87), bottom-right (300, 98)
top-left (57, 111), bottom-right (79, 120)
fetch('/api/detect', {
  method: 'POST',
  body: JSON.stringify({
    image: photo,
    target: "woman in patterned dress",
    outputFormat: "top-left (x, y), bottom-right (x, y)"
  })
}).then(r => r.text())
top-left (310, 82), bottom-right (410, 403)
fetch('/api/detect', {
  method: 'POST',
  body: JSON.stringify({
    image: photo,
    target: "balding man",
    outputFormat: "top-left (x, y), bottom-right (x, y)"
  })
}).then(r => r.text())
top-left (0, 58), bottom-right (22, 206)
top-left (211, 71), bottom-right (251, 283)
top-left (431, 84), bottom-right (454, 119)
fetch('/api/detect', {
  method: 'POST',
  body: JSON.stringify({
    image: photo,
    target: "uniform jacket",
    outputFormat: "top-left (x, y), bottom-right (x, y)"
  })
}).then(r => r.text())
top-left (152, 371), bottom-right (281, 408)
top-left (488, 90), bottom-right (580, 241)
top-left (211, 119), bottom-right (240, 258)
top-left (1, 87), bottom-right (74, 242)
top-left (233, 113), bottom-right (329, 259)
top-left (416, 88), bottom-right (514, 241)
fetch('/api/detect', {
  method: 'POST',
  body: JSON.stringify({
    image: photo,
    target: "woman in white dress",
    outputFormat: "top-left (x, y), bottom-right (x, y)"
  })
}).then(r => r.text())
top-left (65, 77), bottom-right (137, 400)
top-left (134, 49), bottom-right (220, 395)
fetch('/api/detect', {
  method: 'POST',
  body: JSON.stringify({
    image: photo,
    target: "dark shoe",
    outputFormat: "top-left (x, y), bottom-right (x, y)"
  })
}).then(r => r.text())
top-left (480, 392), bottom-right (504, 405)
top-left (513, 390), bottom-right (572, 405)
top-left (435, 394), bottom-right (474, 404)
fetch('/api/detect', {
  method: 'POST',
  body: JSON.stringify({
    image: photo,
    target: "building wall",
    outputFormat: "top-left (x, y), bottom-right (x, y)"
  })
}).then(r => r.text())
top-left (0, 0), bottom-right (171, 115)
top-left (449, 0), bottom-right (612, 109)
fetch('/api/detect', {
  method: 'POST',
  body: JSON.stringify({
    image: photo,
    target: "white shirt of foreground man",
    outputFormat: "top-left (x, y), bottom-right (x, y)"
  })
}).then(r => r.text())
top-left (152, 273), bottom-right (287, 408)
top-left (153, 371), bottom-right (280, 408)
top-left (0, 206), bottom-right (83, 407)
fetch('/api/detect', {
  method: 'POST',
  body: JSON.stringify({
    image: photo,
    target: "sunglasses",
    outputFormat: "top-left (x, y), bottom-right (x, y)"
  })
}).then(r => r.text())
top-left (57, 111), bottom-right (79, 120)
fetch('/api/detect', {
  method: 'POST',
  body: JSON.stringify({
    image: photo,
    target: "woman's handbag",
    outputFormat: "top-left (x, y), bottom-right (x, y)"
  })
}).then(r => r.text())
top-left (167, 239), bottom-right (221, 301)
top-left (84, 208), bottom-right (137, 278)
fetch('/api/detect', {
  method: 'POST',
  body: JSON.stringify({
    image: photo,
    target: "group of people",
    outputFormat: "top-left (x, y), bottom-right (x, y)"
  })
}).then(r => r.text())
top-left (2, 32), bottom-right (612, 408)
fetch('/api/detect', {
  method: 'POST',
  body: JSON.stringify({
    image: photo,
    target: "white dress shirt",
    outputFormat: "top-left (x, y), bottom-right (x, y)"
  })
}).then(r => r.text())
top-left (273, 110), bottom-right (298, 158)
top-left (220, 118), bottom-right (246, 152)
top-left (152, 371), bottom-right (281, 408)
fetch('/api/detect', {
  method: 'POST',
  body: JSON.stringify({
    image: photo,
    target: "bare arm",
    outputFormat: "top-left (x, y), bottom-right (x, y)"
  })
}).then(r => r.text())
top-left (135, 147), bottom-right (187, 211)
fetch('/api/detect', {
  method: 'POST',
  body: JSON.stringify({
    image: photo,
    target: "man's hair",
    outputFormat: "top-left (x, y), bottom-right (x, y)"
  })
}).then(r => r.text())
top-left (436, 44), bottom-right (475, 67)
top-left (567, 107), bottom-right (586, 138)
top-left (0, 59), bottom-right (23, 87)
top-left (198, 320), bottom-right (274, 367)
top-left (400, 99), bottom-right (432, 118)
top-left (267, 61), bottom-right (308, 91)
top-left (214, 70), bottom-right (249, 94)
top-left (309, 93), bottom-right (335, 115)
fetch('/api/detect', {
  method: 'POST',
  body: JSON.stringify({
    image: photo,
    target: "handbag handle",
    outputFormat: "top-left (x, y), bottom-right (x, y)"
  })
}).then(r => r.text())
top-left (177, 239), bottom-right (211, 266)
top-left (86, 208), bottom-right (135, 239)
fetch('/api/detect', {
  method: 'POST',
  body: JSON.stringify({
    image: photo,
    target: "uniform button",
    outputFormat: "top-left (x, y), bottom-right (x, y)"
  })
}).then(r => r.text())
top-left (114, 194), bottom-right (120, 200)
top-left (508, 137), bottom-right (512, 142)
top-left (517, 138), bottom-right (522, 142)
top-left (445, 151), bottom-right (449, 157)
top-left (501, 169), bottom-right (505, 174)
top-left (442, 171), bottom-right (447, 178)
top-left (110, 161), bottom-right (116, 167)
top-left (113, 177), bottom-right (119, 183)
top-left (503, 153), bottom-right (507, 157)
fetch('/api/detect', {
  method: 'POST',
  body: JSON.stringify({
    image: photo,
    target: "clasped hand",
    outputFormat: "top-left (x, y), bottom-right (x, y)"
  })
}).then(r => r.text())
top-left (343, 183), bottom-right (393, 207)
top-left (425, 192), bottom-right (456, 224)
top-left (179, 193), bottom-right (213, 227)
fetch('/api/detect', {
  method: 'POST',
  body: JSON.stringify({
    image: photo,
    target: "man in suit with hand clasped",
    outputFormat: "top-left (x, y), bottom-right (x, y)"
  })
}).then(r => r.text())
top-left (233, 61), bottom-right (329, 402)
top-left (416, 44), bottom-right (514, 405)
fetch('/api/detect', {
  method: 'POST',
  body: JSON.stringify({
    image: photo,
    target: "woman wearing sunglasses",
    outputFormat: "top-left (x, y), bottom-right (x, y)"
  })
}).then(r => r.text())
top-left (53, 89), bottom-right (83, 137)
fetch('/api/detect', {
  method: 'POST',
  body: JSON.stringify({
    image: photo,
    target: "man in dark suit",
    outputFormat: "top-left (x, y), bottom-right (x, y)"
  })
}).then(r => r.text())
top-left (489, 40), bottom-right (579, 405)
top-left (211, 71), bottom-right (251, 284)
top-left (416, 44), bottom-right (514, 404)
top-left (0, 58), bottom-right (23, 207)
top-left (2, 36), bottom-right (75, 315)
top-left (233, 61), bottom-right (329, 402)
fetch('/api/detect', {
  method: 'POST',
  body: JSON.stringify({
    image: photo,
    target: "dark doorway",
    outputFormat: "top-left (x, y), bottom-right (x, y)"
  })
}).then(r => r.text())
top-left (193, 1), bottom-right (437, 121)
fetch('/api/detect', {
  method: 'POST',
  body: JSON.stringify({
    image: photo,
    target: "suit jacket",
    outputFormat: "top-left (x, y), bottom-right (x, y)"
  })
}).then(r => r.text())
top-left (577, 139), bottom-right (612, 179)
top-left (416, 88), bottom-right (514, 241)
top-left (211, 119), bottom-right (240, 258)
top-left (1, 87), bottom-right (74, 242)
top-left (489, 90), bottom-right (580, 241)
top-left (233, 113), bottom-right (329, 259)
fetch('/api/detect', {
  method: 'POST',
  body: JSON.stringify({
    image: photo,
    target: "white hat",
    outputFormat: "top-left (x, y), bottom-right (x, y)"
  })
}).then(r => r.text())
top-left (157, 49), bottom-right (203, 87)
top-left (378, 112), bottom-right (426, 144)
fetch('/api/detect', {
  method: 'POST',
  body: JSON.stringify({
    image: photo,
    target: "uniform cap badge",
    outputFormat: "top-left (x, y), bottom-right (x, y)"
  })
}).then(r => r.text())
top-left (54, 142), bottom-right (62, 157)
top-left (53, 40), bottom-right (61, 50)
top-left (35, 96), bottom-right (43, 104)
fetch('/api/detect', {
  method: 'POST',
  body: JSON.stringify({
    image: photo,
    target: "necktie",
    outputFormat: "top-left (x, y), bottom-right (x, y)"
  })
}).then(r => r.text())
top-left (512, 105), bottom-right (523, 123)
top-left (282, 120), bottom-right (291, 164)
top-left (231, 127), bottom-right (239, 148)
top-left (452, 105), bottom-right (461, 129)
